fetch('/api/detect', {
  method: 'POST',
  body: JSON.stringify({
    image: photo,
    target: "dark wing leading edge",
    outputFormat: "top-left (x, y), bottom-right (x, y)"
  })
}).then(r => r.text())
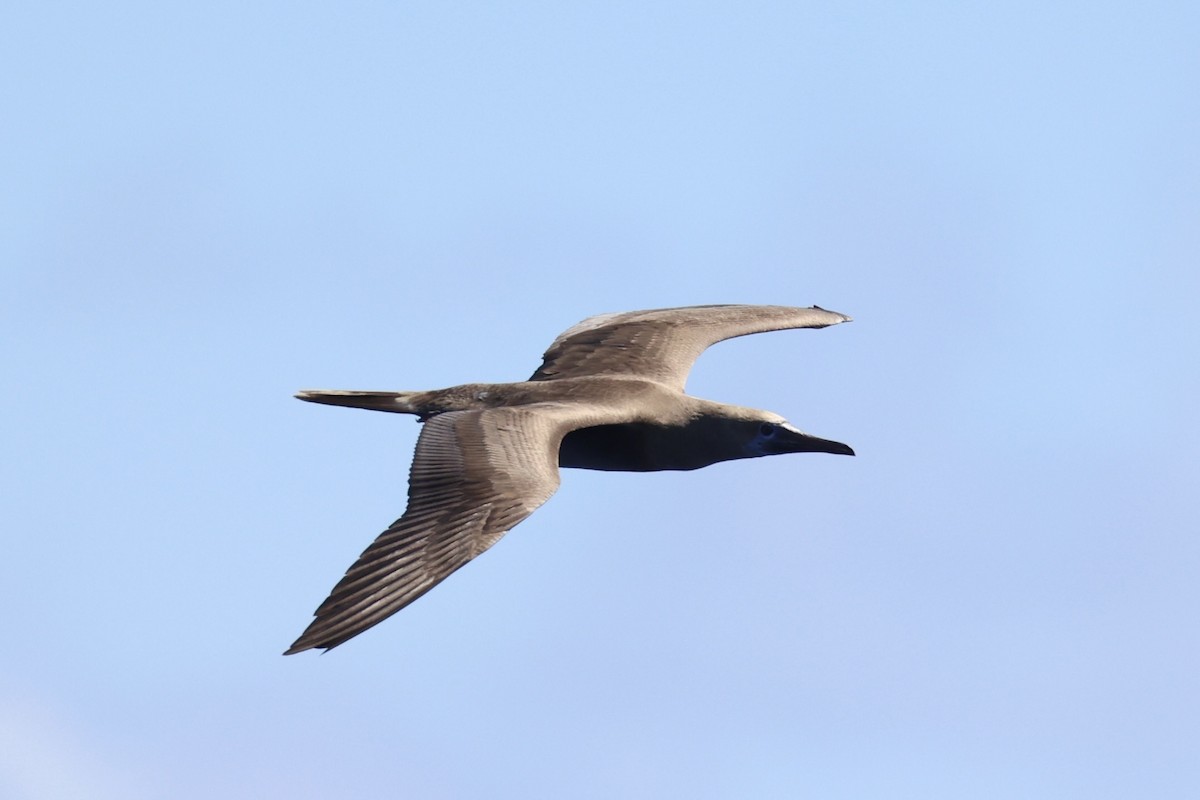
top-left (529, 304), bottom-right (851, 391)
top-left (285, 405), bottom-right (577, 654)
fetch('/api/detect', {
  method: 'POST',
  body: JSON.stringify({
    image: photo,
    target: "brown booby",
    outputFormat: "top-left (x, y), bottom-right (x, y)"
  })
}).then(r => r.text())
top-left (286, 304), bottom-right (853, 654)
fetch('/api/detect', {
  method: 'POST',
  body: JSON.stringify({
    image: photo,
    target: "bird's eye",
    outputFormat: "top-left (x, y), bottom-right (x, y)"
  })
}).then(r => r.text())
top-left (759, 423), bottom-right (777, 437)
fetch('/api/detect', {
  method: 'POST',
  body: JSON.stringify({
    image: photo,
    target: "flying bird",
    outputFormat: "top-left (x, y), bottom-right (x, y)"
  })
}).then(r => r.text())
top-left (286, 304), bottom-right (854, 654)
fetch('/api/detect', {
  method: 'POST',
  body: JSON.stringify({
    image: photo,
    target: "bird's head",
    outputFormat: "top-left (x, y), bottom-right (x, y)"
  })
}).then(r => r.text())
top-left (740, 413), bottom-right (855, 458)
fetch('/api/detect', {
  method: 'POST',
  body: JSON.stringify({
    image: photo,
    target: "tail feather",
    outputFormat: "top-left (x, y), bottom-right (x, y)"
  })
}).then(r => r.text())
top-left (295, 390), bottom-right (423, 415)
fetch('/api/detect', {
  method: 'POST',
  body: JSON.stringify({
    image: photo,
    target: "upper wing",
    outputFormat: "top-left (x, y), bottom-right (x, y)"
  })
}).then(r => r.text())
top-left (285, 405), bottom-right (576, 654)
top-left (529, 304), bottom-right (851, 391)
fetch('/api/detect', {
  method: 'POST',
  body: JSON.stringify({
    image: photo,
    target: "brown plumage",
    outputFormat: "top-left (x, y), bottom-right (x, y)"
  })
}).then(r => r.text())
top-left (286, 304), bottom-right (854, 654)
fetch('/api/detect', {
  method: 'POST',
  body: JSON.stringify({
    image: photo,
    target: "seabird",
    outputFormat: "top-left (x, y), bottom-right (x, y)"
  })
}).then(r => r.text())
top-left (286, 304), bottom-right (854, 654)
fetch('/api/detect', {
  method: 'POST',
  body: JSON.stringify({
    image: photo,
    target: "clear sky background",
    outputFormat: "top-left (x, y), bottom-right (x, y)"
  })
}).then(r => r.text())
top-left (3, 3), bottom-right (1197, 798)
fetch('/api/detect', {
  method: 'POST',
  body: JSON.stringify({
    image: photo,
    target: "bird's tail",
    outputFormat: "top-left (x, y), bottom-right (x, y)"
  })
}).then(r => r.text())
top-left (294, 389), bottom-right (424, 415)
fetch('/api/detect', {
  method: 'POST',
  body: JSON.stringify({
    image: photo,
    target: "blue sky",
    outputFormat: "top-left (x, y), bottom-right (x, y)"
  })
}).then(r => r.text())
top-left (3, 2), bottom-right (1197, 798)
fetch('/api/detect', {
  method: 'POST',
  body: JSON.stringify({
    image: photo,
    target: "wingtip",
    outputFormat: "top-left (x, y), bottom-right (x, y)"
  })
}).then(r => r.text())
top-left (285, 625), bottom-right (346, 655)
top-left (810, 305), bottom-right (853, 324)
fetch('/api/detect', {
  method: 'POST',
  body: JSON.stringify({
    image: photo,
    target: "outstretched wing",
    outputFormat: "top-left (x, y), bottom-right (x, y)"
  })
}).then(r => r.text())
top-left (286, 405), bottom-right (574, 654)
top-left (530, 304), bottom-right (851, 391)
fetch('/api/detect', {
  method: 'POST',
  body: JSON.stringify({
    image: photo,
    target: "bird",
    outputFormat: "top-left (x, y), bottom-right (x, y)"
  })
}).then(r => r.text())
top-left (285, 304), bottom-right (854, 654)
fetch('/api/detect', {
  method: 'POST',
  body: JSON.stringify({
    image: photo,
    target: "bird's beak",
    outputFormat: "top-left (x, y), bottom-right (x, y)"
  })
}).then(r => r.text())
top-left (780, 425), bottom-right (855, 456)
